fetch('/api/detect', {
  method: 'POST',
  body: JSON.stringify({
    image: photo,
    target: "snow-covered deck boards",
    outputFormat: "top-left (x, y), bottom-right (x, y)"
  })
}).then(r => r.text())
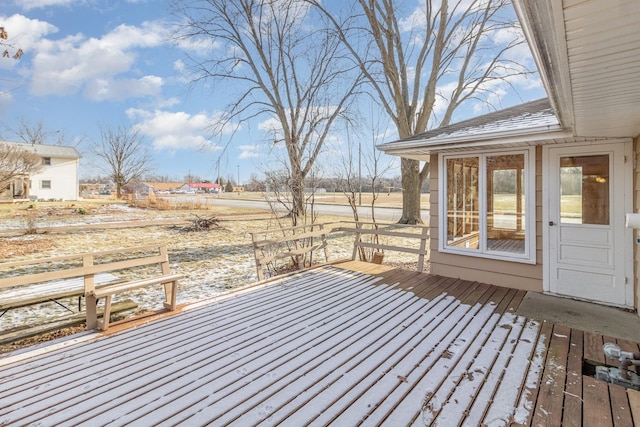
top-left (0, 261), bottom-right (636, 426)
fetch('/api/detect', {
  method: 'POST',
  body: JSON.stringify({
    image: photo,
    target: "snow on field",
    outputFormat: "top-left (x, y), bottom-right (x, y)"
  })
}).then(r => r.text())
top-left (0, 204), bottom-right (157, 230)
top-left (0, 211), bottom-right (420, 330)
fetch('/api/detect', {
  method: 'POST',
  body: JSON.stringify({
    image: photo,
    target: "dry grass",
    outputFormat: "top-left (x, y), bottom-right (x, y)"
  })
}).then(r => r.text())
top-left (0, 238), bottom-right (56, 258)
top-left (0, 200), bottom-right (426, 354)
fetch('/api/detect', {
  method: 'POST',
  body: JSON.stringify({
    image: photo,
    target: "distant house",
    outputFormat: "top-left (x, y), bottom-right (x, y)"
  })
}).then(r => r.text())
top-left (378, 0), bottom-right (640, 310)
top-left (0, 141), bottom-right (80, 202)
top-left (180, 182), bottom-right (222, 193)
top-left (133, 181), bottom-right (184, 195)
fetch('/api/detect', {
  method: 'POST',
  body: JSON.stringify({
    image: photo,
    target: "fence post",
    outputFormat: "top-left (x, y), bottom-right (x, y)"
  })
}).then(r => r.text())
top-left (320, 223), bottom-right (330, 262)
top-left (250, 233), bottom-right (265, 281)
top-left (83, 254), bottom-right (98, 329)
top-left (292, 226), bottom-right (302, 270)
top-left (351, 222), bottom-right (362, 261)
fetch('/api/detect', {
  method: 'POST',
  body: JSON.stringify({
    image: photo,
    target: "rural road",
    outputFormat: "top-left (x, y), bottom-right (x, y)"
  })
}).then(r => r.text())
top-left (172, 196), bottom-right (431, 222)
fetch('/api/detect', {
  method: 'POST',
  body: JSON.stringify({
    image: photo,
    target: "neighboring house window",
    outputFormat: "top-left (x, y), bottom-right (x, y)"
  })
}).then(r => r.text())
top-left (43, 157), bottom-right (51, 165)
top-left (439, 147), bottom-right (535, 263)
top-left (41, 180), bottom-right (52, 189)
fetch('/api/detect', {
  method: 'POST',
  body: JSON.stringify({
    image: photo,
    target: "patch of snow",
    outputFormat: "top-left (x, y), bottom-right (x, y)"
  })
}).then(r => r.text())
top-left (513, 322), bottom-right (545, 424)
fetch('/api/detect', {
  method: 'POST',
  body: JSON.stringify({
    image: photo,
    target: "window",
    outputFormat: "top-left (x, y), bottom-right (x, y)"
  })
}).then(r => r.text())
top-left (41, 180), bottom-right (51, 189)
top-left (440, 148), bottom-right (535, 263)
top-left (560, 155), bottom-right (609, 225)
top-left (43, 157), bottom-right (51, 166)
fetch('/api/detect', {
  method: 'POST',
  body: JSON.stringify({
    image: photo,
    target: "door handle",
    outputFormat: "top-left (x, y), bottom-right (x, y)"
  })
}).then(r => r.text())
top-left (549, 221), bottom-right (556, 226)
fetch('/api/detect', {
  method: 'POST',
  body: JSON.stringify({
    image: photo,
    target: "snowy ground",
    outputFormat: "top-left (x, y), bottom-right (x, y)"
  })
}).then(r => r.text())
top-left (0, 205), bottom-right (421, 330)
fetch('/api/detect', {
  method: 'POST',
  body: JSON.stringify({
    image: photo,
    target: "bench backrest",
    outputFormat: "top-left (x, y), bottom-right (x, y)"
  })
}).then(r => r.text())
top-left (0, 245), bottom-right (171, 292)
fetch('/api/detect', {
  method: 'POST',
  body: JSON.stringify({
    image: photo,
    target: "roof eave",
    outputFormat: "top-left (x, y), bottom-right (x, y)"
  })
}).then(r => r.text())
top-left (378, 124), bottom-right (569, 157)
top-left (511, 0), bottom-right (575, 133)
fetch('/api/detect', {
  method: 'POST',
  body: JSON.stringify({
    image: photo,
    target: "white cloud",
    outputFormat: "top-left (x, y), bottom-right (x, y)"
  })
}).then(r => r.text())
top-left (258, 116), bottom-right (282, 134)
top-left (127, 108), bottom-right (232, 153)
top-left (173, 59), bottom-right (186, 73)
top-left (0, 14), bottom-right (57, 110)
top-left (14, 0), bottom-right (79, 10)
top-left (173, 59), bottom-right (193, 83)
top-left (156, 97), bottom-right (181, 108)
top-left (29, 21), bottom-right (167, 100)
top-left (84, 75), bottom-right (163, 101)
top-left (0, 90), bottom-right (14, 115)
top-left (172, 30), bottom-right (219, 54)
top-left (1, 13), bottom-right (58, 50)
top-left (239, 144), bottom-right (261, 159)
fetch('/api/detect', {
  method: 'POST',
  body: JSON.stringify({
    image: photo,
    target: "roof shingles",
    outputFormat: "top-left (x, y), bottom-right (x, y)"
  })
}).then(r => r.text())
top-left (379, 98), bottom-right (562, 154)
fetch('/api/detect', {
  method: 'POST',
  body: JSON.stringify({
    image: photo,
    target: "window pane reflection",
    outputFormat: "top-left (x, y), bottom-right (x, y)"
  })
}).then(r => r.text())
top-left (486, 154), bottom-right (526, 254)
top-left (560, 155), bottom-right (609, 225)
top-left (446, 157), bottom-right (479, 249)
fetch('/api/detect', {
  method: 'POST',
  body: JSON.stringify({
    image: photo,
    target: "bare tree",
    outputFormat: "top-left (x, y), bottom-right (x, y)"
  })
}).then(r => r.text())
top-left (172, 0), bottom-right (363, 223)
top-left (93, 126), bottom-right (153, 198)
top-left (311, 0), bottom-right (532, 223)
top-left (0, 142), bottom-right (42, 190)
top-left (2, 118), bottom-right (66, 145)
top-left (1, 26), bottom-right (23, 60)
top-left (335, 114), bottom-right (394, 260)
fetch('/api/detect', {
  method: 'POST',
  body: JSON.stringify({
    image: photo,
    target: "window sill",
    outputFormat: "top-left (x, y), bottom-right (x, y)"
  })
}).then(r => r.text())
top-left (439, 247), bottom-right (537, 265)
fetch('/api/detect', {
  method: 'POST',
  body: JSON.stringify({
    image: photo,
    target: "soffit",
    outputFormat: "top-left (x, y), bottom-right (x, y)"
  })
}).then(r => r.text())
top-left (514, 0), bottom-right (640, 139)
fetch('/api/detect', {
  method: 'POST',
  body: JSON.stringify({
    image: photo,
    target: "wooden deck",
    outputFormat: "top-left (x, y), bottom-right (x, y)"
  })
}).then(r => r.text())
top-left (0, 261), bottom-right (637, 426)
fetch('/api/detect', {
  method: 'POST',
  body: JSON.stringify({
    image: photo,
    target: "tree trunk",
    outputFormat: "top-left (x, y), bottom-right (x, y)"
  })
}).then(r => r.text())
top-left (290, 166), bottom-right (305, 225)
top-left (399, 158), bottom-right (423, 224)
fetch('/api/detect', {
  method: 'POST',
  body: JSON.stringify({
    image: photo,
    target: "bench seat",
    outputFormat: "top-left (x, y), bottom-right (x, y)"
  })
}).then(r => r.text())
top-left (1, 244), bottom-right (182, 332)
top-left (0, 272), bottom-right (120, 311)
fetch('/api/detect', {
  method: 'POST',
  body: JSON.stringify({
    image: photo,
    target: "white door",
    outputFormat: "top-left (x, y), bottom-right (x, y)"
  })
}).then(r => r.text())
top-left (545, 142), bottom-right (633, 307)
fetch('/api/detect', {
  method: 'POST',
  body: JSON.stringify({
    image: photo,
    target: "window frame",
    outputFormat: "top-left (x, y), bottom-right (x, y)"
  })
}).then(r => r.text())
top-left (41, 180), bottom-right (52, 189)
top-left (439, 147), bottom-right (536, 264)
top-left (43, 157), bottom-right (51, 166)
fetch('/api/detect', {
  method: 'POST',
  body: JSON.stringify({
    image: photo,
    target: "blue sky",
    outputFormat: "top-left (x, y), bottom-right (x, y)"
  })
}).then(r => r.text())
top-left (1, 0), bottom-right (546, 184)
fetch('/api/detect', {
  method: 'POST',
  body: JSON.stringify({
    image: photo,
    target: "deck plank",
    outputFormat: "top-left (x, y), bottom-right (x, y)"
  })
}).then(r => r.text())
top-left (583, 375), bottom-right (614, 426)
top-left (609, 383), bottom-right (633, 426)
top-left (531, 324), bottom-right (571, 426)
top-left (308, 279), bottom-right (491, 425)
top-left (562, 328), bottom-right (583, 427)
top-left (628, 389), bottom-right (640, 425)
top-left (584, 331), bottom-right (605, 364)
top-left (515, 320), bottom-right (552, 426)
top-left (402, 286), bottom-right (511, 425)
top-left (0, 264), bottom-right (638, 426)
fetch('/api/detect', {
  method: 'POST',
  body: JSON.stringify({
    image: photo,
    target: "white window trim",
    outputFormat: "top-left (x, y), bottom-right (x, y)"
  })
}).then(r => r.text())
top-left (438, 147), bottom-right (536, 264)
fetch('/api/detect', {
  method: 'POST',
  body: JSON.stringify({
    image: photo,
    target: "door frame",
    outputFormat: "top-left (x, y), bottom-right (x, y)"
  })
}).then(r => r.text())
top-left (542, 139), bottom-right (634, 308)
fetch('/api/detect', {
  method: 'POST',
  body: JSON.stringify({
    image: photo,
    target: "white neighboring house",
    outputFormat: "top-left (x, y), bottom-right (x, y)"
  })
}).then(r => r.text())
top-left (1, 141), bottom-right (80, 202)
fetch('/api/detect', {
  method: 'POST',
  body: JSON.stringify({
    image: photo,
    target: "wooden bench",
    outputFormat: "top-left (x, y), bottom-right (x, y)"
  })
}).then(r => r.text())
top-left (0, 245), bottom-right (183, 331)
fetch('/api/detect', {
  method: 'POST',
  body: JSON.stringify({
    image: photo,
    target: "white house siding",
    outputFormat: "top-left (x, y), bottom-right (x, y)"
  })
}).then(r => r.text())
top-left (1, 141), bottom-right (80, 201)
top-left (634, 136), bottom-right (640, 310)
top-left (428, 147), bottom-right (544, 292)
top-left (30, 156), bottom-right (79, 201)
